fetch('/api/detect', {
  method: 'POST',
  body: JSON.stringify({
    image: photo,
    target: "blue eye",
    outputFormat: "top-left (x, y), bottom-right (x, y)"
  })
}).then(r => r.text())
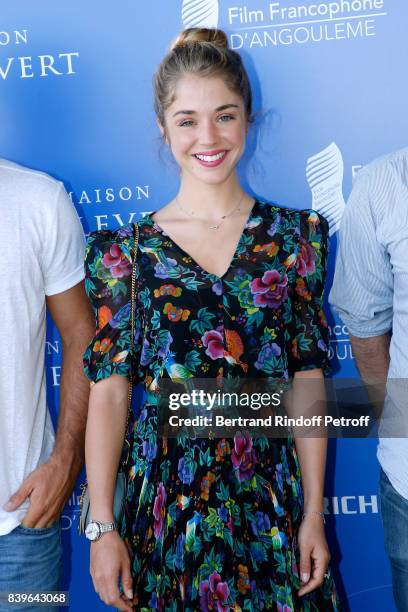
top-left (218, 114), bottom-right (235, 122)
top-left (179, 120), bottom-right (194, 127)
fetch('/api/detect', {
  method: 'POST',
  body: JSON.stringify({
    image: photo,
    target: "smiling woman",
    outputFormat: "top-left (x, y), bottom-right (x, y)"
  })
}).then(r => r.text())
top-left (83, 27), bottom-right (341, 612)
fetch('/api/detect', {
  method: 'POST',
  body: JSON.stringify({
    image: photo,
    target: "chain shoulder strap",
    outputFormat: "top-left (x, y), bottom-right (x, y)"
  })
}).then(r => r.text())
top-left (123, 222), bottom-right (139, 450)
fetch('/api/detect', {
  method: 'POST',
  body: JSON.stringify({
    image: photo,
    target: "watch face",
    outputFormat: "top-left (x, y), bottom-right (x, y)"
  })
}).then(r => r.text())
top-left (85, 522), bottom-right (100, 541)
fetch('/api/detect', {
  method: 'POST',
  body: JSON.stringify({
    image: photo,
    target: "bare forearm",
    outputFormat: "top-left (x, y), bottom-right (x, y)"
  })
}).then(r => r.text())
top-left (53, 335), bottom-right (92, 468)
top-left (349, 332), bottom-right (390, 411)
top-left (86, 376), bottom-right (128, 522)
top-left (290, 370), bottom-right (327, 512)
top-left (294, 437), bottom-right (326, 512)
top-left (349, 332), bottom-right (390, 381)
top-left (47, 282), bottom-right (95, 468)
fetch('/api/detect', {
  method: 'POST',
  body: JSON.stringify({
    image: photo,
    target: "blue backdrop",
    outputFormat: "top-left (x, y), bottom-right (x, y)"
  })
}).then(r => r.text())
top-left (2, 1), bottom-right (407, 609)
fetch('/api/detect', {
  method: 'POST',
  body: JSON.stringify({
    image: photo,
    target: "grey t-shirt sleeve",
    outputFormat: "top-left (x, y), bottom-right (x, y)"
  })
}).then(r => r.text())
top-left (329, 169), bottom-right (393, 337)
top-left (41, 182), bottom-right (85, 296)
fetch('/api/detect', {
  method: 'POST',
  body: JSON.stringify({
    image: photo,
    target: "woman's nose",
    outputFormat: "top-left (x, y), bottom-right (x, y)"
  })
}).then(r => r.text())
top-left (198, 119), bottom-right (218, 146)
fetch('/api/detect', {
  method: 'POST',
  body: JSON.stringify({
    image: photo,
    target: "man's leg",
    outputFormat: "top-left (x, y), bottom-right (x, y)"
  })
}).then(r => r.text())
top-left (0, 521), bottom-right (62, 612)
top-left (380, 468), bottom-right (408, 611)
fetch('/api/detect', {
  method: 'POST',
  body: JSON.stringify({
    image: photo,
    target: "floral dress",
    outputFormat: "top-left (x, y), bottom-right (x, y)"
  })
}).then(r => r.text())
top-left (83, 200), bottom-right (340, 611)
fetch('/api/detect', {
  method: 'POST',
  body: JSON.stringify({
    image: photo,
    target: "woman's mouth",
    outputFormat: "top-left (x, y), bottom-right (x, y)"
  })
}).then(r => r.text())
top-left (193, 150), bottom-right (228, 168)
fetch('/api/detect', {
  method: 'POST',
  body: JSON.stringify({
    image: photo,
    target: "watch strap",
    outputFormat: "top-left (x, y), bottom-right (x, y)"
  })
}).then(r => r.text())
top-left (100, 521), bottom-right (117, 533)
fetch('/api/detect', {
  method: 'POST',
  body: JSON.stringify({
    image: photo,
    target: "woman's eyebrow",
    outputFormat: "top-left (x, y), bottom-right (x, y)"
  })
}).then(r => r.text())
top-left (172, 104), bottom-right (239, 117)
top-left (173, 109), bottom-right (195, 117)
top-left (215, 104), bottom-right (239, 112)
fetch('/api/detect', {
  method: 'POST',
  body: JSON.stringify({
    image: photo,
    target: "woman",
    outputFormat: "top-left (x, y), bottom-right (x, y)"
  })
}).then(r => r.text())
top-left (83, 28), bottom-right (340, 611)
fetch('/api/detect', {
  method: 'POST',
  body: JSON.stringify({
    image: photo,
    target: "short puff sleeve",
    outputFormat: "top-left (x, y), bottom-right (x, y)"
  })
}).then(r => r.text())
top-left (83, 225), bottom-right (136, 383)
top-left (287, 210), bottom-right (330, 376)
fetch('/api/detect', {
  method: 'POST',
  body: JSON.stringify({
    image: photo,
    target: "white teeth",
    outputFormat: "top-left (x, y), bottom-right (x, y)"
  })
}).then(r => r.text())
top-left (195, 152), bottom-right (226, 162)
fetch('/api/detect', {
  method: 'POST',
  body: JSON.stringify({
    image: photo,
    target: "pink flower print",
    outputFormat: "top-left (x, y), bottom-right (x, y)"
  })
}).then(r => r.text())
top-left (199, 571), bottom-right (230, 611)
top-left (250, 270), bottom-right (288, 309)
top-left (232, 431), bottom-right (257, 481)
top-left (101, 244), bottom-right (132, 278)
top-left (296, 237), bottom-right (316, 277)
top-left (202, 329), bottom-right (224, 360)
top-left (153, 482), bottom-right (167, 539)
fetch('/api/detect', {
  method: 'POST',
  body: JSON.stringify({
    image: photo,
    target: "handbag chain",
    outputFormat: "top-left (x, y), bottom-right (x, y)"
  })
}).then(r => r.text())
top-left (123, 222), bottom-right (139, 452)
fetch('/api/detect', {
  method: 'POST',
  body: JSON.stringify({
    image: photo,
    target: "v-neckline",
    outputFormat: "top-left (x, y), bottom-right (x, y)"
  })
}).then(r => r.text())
top-left (146, 199), bottom-right (259, 281)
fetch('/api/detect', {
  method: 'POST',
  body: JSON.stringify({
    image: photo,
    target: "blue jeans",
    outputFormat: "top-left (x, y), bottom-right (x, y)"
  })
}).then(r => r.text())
top-left (380, 468), bottom-right (408, 612)
top-left (0, 521), bottom-right (62, 612)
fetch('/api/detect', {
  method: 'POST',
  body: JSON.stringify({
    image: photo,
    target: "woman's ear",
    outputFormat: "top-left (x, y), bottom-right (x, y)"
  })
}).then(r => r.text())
top-left (157, 118), bottom-right (169, 145)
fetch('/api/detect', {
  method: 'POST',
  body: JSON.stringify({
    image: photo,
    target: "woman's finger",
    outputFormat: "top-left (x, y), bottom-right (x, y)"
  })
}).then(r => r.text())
top-left (298, 549), bottom-right (330, 596)
top-left (99, 579), bottom-right (132, 611)
top-left (299, 542), bottom-right (312, 585)
top-left (120, 557), bottom-right (134, 601)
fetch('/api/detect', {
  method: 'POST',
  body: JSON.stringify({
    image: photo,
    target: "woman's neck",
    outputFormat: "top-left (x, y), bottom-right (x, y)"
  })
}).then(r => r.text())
top-left (176, 173), bottom-right (246, 217)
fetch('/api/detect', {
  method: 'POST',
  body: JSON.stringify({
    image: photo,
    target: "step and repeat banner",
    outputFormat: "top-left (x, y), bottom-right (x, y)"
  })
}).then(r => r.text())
top-left (1, 1), bottom-right (407, 610)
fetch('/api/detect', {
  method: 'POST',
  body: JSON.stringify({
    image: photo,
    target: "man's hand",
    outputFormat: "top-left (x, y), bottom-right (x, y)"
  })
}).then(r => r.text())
top-left (3, 450), bottom-right (82, 528)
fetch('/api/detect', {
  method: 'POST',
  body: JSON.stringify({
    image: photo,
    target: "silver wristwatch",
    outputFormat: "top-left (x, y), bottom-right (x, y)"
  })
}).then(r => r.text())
top-left (85, 519), bottom-right (117, 541)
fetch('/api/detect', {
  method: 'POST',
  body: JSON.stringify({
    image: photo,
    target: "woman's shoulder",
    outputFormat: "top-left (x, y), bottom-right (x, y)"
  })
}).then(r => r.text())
top-left (84, 225), bottom-right (138, 293)
top-left (85, 223), bottom-right (136, 261)
top-left (255, 199), bottom-right (329, 236)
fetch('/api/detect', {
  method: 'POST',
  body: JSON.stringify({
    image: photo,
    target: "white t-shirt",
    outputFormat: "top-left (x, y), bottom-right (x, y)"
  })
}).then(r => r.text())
top-left (0, 159), bottom-right (85, 535)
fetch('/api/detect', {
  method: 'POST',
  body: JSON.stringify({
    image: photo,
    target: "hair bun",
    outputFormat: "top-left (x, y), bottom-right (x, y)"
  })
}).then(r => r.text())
top-left (171, 28), bottom-right (228, 51)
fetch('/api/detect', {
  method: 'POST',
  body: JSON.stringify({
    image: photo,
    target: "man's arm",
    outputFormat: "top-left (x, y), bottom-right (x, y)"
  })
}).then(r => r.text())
top-left (349, 332), bottom-right (391, 415)
top-left (4, 281), bottom-right (95, 527)
top-left (47, 281), bottom-right (95, 463)
top-left (329, 166), bottom-right (393, 414)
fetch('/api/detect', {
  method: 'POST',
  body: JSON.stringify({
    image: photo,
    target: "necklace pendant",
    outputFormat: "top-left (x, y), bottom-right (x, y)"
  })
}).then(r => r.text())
top-left (209, 224), bottom-right (220, 230)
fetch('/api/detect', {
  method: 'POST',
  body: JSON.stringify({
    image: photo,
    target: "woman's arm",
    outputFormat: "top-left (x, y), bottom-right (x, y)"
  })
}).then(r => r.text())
top-left (291, 368), bottom-right (330, 597)
top-left (86, 374), bottom-right (129, 521)
top-left (86, 374), bottom-right (134, 612)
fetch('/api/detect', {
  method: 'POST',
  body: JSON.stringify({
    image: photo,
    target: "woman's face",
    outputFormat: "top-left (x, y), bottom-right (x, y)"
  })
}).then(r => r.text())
top-left (162, 74), bottom-right (247, 187)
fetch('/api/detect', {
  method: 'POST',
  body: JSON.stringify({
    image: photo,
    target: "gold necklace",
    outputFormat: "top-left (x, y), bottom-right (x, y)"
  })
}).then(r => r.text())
top-left (176, 192), bottom-right (246, 230)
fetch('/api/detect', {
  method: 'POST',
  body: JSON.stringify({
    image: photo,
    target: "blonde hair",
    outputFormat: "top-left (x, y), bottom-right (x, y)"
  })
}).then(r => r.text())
top-left (154, 28), bottom-right (253, 127)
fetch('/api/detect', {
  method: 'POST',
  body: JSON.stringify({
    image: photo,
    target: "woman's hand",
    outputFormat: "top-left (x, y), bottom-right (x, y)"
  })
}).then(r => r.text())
top-left (297, 513), bottom-right (330, 597)
top-left (90, 530), bottom-right (134, 611)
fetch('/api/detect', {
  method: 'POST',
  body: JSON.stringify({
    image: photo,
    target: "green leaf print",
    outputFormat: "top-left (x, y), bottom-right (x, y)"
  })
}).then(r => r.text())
top-left (223, 527), bottom-right (233, 549)
top-left (165, 549), bottom-right (175, 571)
top-left (160, 459), bottom-right (171, 483)
top-left (184, 350), bottom-right (201, 372)
top-left (189, 307), bottom-right (216, 335)
top-left (139, 286), bottom-right (151, 309)
top-left (191, 535), bottom-right (202, 558)
top-left (204, 507), bottom-right (219, 529)
top-left (274, 551), bottom-right (286, 574)
top-left (145, 569), bottom-right (157, 592)
top-left (151, 309), bottom-right (161, 330)
top-left (225, 498), bottom-right (241, 526)
top-left (111, 280), bottom-right (127, 298)
top-left (216, 482), bottom-right (230, 502)
top-left (297, 333), bottom-right (313, 352)
top-left (167, 501), bottom-right (177, 523)
top-left (245, 310), bottom-right (264, 329)
top-left (198, 549), bottom-right (223, 583)
top-left (182, 276), bottom-right (204, 291)
top-left (84, 277), bottom-right (96, 298)
top-left (198, 447), bottom-right (213, 467)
